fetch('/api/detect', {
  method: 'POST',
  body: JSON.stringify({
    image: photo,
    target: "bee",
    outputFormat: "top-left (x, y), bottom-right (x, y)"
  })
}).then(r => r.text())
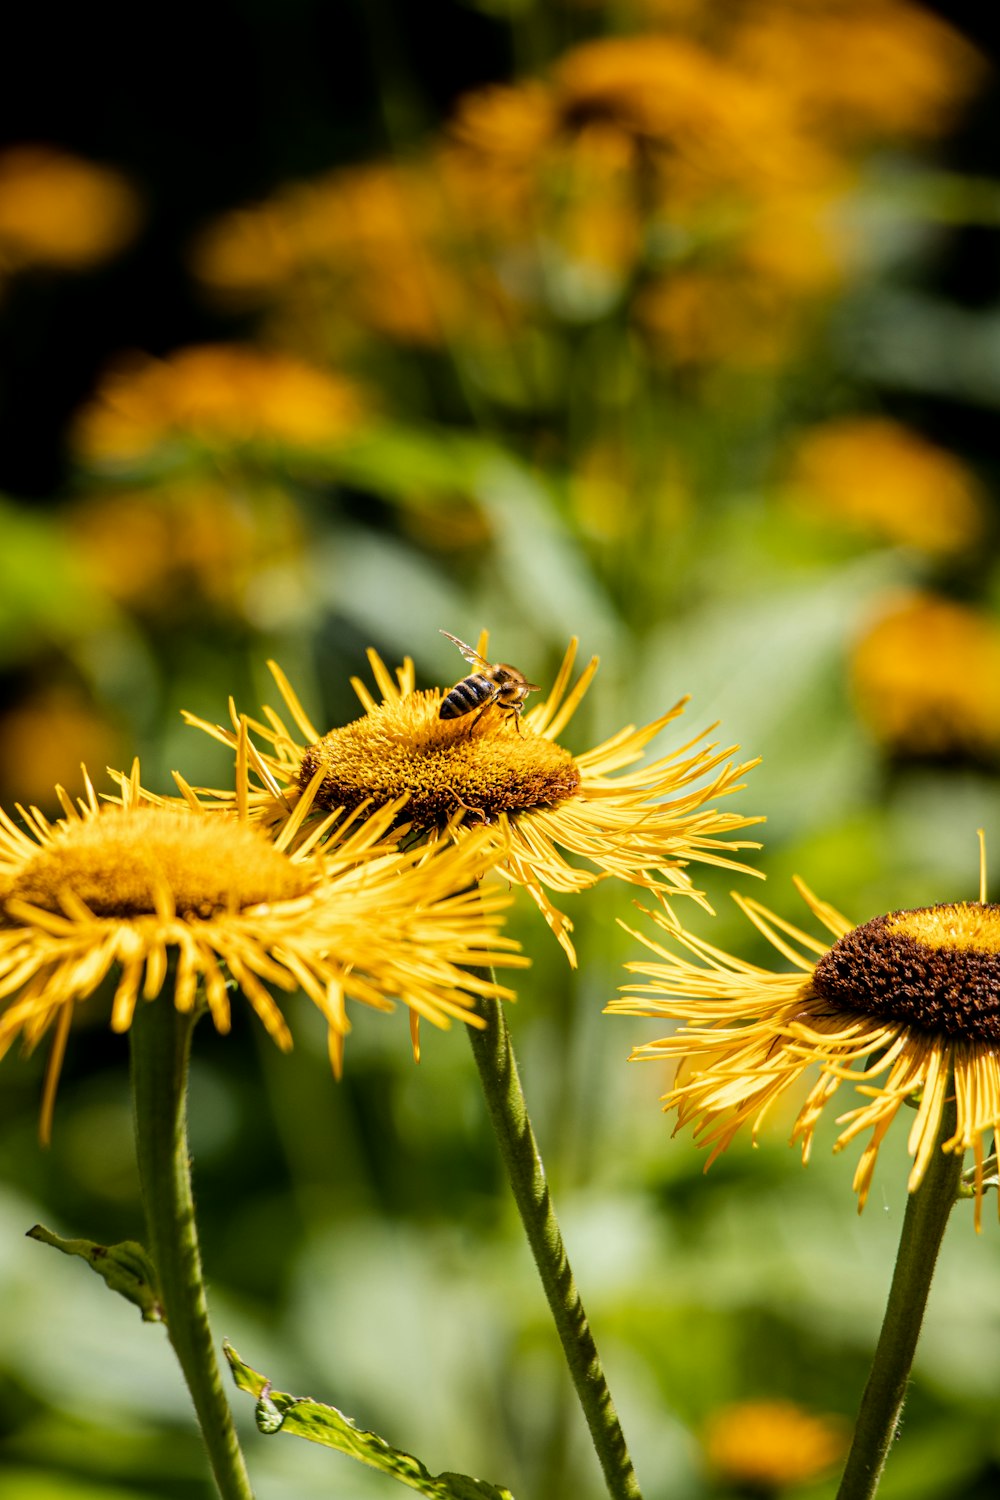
top-left (439, 631), bottom-right (539, 736)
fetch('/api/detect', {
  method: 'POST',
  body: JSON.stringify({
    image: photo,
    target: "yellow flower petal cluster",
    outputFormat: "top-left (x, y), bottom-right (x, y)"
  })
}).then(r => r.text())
top-left (786, 417), bottom-right (985, 556)
top-left (72, 343), bottom-right (368, 463)
top-left (186, 638), bottom-right (761, 964)
top-left (609, 882), bottom-right (1000, 1226)
top-left (729, 0), bottom-right (984, 145)
top-left (703, 1399), bottom-right (848, 1491)
top-left (851, 592), bottom-right (1000, 760)
top-left (65, 479), bottom-right (304, 617)
top-left (0, 145), bottom-right (142, 272)
top-left (190, 161), bottom-right (496, 349)
top-left (0, 752), bottom-right (522, 1139)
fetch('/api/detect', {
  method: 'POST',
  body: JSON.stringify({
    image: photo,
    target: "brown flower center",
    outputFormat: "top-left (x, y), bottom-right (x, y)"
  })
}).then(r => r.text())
top-left (812, 902), bottom-right (1000, 1042)
top-left (4, 807), bottom-right (310, 920)
top-left (298, 689), bottom-right (581, 827)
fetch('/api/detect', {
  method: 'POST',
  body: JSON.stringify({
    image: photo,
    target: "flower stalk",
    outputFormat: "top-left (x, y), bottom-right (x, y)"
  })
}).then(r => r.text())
top-left (836, 1097), bottom-right (964, 1500)
top-left (466, 987), bottom-right (643, 1500)
top-left (130, 989), bottom-right (255, 1500)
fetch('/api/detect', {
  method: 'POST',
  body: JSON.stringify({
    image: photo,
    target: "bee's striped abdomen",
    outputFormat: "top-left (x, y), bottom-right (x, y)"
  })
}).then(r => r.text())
top-left (440, 674), bottom-right (495, 720)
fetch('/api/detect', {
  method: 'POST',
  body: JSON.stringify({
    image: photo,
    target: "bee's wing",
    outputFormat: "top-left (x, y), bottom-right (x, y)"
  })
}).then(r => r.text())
top-left (440, 630), bottom-right (490, 672)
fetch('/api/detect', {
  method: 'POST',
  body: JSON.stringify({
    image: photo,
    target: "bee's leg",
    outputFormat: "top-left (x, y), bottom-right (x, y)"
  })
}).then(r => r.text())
top-left (468, 698), bottom-right (495, 734)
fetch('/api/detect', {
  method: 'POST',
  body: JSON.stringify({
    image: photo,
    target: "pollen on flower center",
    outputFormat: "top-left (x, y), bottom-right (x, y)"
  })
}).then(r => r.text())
top-left (812, 903), bottom-right (1000, 1042)
top-left (297, 689), bottom-right (582, 826)
top-left (5, 807), bottom-right (311, 919)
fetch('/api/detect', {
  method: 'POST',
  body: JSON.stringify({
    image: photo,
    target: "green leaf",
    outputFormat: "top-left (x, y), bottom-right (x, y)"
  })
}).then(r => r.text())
top-left (26, 1224), bottom-right (162, 1323)
top-left (223, 1342), bottom-right (515, 1499)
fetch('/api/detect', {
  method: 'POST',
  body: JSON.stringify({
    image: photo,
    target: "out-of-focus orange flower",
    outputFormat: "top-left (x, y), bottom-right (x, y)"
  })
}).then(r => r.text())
top-left (71, 344), bottom-right (369, 463)
top-left (0, 688), bottom-right (123, 808)
top-left (192, 161), bottom-right (505, 349)
top-left (64, 480), bottom-right (305, 617)
top-left (551, 35), bottom-right (836, 202)
top-left (851, 592), bottom-right (1000, 759)
top-left (562, 0), bottom-right (983, 145)
top-left (0, 145), bottom-right (142, 272)
top-left (448, 82), bottom-right (558, 160)
top-left (785, 417), bottom-right (986, 556)
top-left (730, 0), bottom-right (984, 144)
top-left (702, 1399), bottom-right (848, 1493)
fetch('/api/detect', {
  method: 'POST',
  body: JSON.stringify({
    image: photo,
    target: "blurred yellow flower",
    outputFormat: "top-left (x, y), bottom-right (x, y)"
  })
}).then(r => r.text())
top-left (72, 343), bottom-right (368, 462)
top-left (610, 882), bottom-right (1000, 1225)
top-left (851, 593), bottom-right (1000, 759)
top-left (786, 417), bottom-right (985, 555)
top-left (569, 0), bottom-right (982, 146)
top-left (730, 0), bottom-right (984, 145)
top-left (703, 1399), bottom-right (848, 1492)
top-left (192, 162), bottom-right (492, 349)
top-left (552, 34), bottom-right (835, 201)
top-left (448, 81), bottom-right (558, 161)
top-left (64, 479), bottom-right (305, 617)
top-left (186, 638), bottom-right (761, 964)
top-left (0, 753), bottom-right (522, 1138)
top-left (0, 690), bottom-right (122, 810)
top-left (0, 145), bottom-right (142, 272)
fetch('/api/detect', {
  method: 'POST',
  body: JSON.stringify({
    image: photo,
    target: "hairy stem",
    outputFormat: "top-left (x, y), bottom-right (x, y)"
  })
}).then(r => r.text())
top-left (130, 996), bottom-right (255, 1500)
top-left (836, 1104), bottom-right (963, 1500)
top-left (467, 991), bottom-right (643, 1500)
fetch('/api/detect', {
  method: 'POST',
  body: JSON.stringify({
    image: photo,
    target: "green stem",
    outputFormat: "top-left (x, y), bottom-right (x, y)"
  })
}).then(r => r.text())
top-left (836, 1104), bottom-right (964, 1500)
top-left (130, 996), bottom-right (255, 1500)
top-left (466, 991), bottom-right (643, 1500)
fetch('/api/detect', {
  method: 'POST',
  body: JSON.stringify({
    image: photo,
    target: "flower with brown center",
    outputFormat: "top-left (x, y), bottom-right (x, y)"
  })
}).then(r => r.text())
top-left (0, 748), bottom-right (522, 1138)
top-left (608, 881), bottom-right (1000, 1226)
top-left (185, 637), bottom-right (761, 964)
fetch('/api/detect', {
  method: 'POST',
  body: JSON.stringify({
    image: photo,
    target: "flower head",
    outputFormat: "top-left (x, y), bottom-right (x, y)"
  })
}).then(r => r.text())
top-left (71, 343), bottom-right (367, 464)
top-left (609, 879), bottom-right (1000, 1226)
top-left (0, 145), bottom-right (142, 272)
top-left (186, 637), bottom-right (760, 964)
top-left (851, 592), bottom-right (1000, 761)
top-left (702, 1398), bottom-right (848, 1494)
top-left (785, 417), bottom-right (985, 556)
top-left (0, 748), bottom-right (522, 1140)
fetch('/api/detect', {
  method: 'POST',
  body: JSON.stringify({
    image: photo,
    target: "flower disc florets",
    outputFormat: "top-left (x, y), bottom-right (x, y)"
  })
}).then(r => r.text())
top-left (298, 688), bottom-right (581, 826)
top-left (5, 807), bottom-right (309, 920)
top-left (813, 903), bottom-right (1000, 1043)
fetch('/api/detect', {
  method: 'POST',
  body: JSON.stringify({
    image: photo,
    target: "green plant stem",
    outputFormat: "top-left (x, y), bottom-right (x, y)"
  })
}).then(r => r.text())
top-left (836, 1103), bottom-right (964, 1500)
top-left (130, 996), bottom-right (255, 1500)
top-left (466, 990), bottom-right (643, 1500)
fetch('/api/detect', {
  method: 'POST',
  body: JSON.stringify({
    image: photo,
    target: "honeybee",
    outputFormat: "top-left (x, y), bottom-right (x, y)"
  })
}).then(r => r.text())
top-left (439, 631), bottom-right (539, 736)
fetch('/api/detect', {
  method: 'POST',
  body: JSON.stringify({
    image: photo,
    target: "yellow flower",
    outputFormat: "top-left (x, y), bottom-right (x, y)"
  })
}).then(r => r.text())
top-left (851, 592), bottom-right (1000, 760)
top-left (609, 883), bottom-right (1000, 1226)
top-left (64, 478), bottom-right (305, 618)
top-left (0, 750), bottom-right (522, 1140)
top-left (0, 145), bottom-right (142, 272)
top-left (191, 162), bottom-right (486, 350)
top-left (551, 34), bottom-right (835, 202)
top-left (186, 637), bottom-right (760, 964)
top-left (729, 0), bottom-right (984, 145)
top-left (785, 417), bottom-right (985, 556)
top-left (71, 343), bottom-right (368, 463)
top-left (703, 1398), bottom-right (848, 1493)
